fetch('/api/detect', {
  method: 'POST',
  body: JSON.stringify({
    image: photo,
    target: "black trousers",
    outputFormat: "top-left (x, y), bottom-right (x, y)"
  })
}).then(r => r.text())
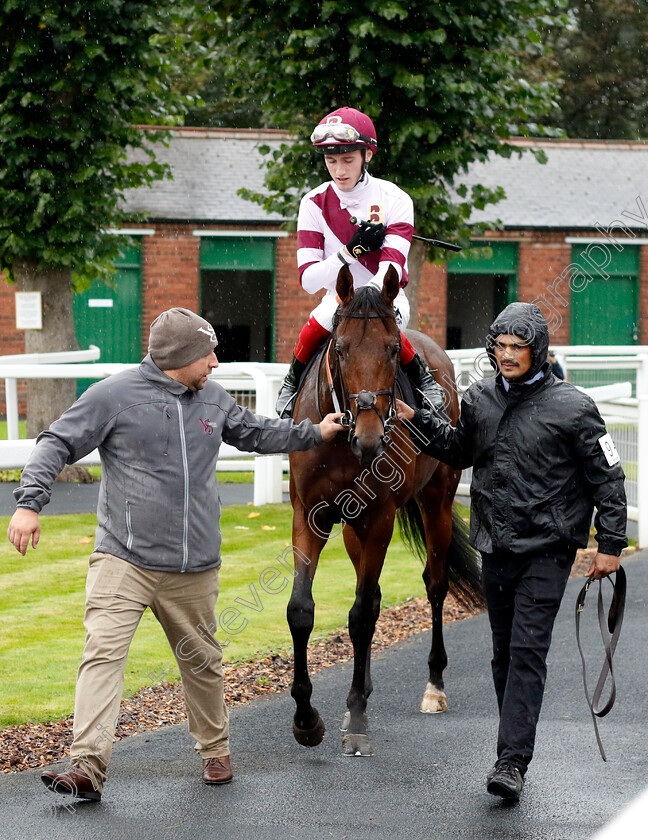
top-left (481, 548), bottom-right (575, 774)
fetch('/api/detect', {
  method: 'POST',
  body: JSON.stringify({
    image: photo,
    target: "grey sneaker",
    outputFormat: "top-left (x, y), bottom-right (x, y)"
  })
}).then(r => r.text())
top-left (486, 760), bottom-right (524, 801)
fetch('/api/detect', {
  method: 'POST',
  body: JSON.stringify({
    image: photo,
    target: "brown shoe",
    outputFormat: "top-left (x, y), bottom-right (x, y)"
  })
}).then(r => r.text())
top-left (201, 755), bottom-right (233, 785)
top-left (41, 766), bottom-right (102, 801)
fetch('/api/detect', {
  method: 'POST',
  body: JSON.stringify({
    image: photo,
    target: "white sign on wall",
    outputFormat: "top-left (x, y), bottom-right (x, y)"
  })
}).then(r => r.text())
top-left (15, 292), bottom-right (43, 329)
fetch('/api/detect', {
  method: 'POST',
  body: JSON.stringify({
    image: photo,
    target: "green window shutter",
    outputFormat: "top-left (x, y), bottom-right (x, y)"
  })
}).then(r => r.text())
top-left (447, 242), bottom-right (518, 275)
top-left (200, 237), bottom-right (275, 271)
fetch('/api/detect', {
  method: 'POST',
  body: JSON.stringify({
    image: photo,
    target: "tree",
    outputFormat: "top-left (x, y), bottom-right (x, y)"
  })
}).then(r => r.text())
top-left (183, 67), bottom-right (264, 128)
top-left (216, 0), bottom-right (566, 325)
top-left (0, 1), bottom-right (211, 435)
top-left (543, 0), bottom-right (648, 139)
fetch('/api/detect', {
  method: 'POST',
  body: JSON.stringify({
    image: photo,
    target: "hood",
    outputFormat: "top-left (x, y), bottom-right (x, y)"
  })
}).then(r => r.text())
top-left (485, 302), bottom-right (550, 382)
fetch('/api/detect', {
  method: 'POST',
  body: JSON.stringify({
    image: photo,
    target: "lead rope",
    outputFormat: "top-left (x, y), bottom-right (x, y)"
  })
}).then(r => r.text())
top-left (574, 566), bottom-right (626, 761)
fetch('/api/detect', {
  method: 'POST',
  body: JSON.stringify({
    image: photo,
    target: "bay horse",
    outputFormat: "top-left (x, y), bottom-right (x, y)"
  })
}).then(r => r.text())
top-left (286, 264), bottom-right (485, 756)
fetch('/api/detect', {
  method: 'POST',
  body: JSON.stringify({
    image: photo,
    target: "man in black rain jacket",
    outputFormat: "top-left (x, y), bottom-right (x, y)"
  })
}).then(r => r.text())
top-left (396, 302), bottom-right (627, 801)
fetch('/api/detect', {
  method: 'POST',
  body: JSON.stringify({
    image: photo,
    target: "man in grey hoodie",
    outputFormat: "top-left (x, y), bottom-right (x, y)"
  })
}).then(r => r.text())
top-left (7, 307), bottom-right (344, 801)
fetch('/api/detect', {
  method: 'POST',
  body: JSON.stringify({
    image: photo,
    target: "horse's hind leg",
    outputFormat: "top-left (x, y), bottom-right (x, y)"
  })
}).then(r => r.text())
top-left (417, 474), bottom-right (456, 714)
top-left (287, 501), bottom-right (329, 747)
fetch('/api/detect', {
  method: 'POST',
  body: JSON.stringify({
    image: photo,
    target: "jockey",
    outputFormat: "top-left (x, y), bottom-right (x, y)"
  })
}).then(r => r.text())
top-left (275, 106), bottom-right (447, 418)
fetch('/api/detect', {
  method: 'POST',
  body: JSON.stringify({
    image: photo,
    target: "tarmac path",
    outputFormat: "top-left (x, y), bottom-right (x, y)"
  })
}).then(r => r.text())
top-left (1, 551), bottom-right (646, 840)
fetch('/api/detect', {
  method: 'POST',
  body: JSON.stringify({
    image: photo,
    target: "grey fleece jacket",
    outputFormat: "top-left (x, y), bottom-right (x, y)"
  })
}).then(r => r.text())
top-left (14, 355), bottom-right (322, 573)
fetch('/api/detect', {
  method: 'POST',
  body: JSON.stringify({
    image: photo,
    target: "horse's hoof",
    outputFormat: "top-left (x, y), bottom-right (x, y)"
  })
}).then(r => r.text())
top-left (293, 709), bottom-right (326, 747)
top-left (342, 733), bottom-right (373, 757)
top-left (340, 710), bottom-right (351, 732)
top-left (420, 682), bottom-right (447, 714)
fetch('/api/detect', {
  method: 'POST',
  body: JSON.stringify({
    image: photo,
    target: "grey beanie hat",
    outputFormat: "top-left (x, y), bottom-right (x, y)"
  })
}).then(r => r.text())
top-left (148, 307), bottom-right (218, 370)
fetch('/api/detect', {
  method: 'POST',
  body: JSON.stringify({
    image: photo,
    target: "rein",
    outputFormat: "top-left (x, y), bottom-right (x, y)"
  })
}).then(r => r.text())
top-left (575, 566), bottom-right (626, 761)
top-left (318, 312), bottom-right (399, 442)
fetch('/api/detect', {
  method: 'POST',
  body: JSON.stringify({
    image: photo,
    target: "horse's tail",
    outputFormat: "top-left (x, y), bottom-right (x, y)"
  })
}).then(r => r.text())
top-left (396, 500), bottom-right (486, 611)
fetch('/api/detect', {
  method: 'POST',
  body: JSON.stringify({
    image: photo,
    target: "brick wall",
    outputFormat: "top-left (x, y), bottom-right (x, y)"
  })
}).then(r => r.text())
top-left (417, 261), bottom-right (447, 347)
top-left (141, 226), bottom-right (201, 355)
top-left (516, 234), bottom-right (573, 345)
top-left (640, 245), bottom-right (648, 345)
top-left (4, 225), bottom-right (648, 418)
top-left (273, 234), bottom-right (316, 363)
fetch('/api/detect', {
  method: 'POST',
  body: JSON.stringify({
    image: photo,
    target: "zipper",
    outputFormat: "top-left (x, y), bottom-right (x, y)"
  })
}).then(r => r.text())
top-left (125, 501), bottom-right (133, 551)
top-left (176, 396), bottom-right (190, 572)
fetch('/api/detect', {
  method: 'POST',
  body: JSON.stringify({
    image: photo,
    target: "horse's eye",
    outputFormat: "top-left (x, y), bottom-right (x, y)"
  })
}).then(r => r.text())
top-left (335, 345), bottom-right (344, 357)
top-left (389, 345), bottom-right (399, 358)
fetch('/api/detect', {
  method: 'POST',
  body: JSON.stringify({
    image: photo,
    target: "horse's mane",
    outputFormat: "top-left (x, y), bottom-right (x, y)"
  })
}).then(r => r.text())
top-left (332, 286), bottom-right (396, 335)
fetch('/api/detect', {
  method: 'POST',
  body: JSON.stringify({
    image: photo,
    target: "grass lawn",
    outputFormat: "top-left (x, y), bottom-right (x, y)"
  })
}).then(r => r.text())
top-left (0, 502), bottom-right (469, 728)
top-left (0, 420), bottom-right (27, 439)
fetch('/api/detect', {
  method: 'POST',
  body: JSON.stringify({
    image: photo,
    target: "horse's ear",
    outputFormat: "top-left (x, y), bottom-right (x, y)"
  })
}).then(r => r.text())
top-left (336, 264), bottom-right (354, 305)
top-left (382, 265), bottom-right (400, 305)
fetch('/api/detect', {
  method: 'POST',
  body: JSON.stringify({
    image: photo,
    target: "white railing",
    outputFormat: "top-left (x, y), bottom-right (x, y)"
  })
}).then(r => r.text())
top-left (0, 346), bottom-right (101, 365)
top-left (0, 346), bottom-right (101, 440)
top-left (0, 361), bottom-right (287, 506)
top-left (1, 349), bottom-right (646, 541)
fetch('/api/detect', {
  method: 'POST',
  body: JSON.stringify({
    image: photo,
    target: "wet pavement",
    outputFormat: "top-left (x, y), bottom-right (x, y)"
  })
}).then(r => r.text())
top-left (1, 551), bottom-right (646, 840)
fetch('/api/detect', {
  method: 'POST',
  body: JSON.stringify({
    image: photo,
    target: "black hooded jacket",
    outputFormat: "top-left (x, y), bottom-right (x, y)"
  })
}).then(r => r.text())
top-left (408, 303), bottom-right (627, 556)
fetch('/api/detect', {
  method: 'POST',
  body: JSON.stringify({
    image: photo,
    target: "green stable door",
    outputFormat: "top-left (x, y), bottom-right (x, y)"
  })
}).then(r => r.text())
top-left (568, 244), bottom-right (639, 390)
top-left (569, 245), bottom-right (639, 345)
top-left (73, 241), bottom-right (143, 393)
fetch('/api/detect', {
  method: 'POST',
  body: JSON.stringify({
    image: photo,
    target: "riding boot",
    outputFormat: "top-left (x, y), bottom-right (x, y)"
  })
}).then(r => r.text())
top-left (403, 353), bottom-right (449, 420)
top-left (276, 355), bottom-right (308, 418)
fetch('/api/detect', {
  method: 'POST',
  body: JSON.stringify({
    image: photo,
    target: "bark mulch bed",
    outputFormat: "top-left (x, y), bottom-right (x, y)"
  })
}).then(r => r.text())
top-left (0, 546), bottom-right (632, 774)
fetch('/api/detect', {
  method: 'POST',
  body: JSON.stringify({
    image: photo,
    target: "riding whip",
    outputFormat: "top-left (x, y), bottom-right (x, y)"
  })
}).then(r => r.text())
top-left (348, 217), bottom-right (462, 252)
top-left (575, 566), bottom-right (626, 761)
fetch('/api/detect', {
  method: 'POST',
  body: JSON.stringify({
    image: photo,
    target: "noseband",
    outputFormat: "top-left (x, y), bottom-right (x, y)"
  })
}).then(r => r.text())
top-left (321, 312), bottom-right (399, 443)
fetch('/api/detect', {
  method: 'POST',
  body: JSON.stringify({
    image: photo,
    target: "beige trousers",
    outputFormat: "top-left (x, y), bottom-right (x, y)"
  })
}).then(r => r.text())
top-left (70, 552), bottom-right (229, 790)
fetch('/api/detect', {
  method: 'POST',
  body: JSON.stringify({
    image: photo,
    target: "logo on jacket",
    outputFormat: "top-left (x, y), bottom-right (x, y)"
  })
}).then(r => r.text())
top-left (368, 203), bottom-right (384, 224)
top-left (200, 419), bottom-right (214, 435)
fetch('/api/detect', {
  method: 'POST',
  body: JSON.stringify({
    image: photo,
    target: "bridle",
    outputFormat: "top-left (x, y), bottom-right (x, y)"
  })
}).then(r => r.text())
top-left (317, 311), bottom-right (399, 443)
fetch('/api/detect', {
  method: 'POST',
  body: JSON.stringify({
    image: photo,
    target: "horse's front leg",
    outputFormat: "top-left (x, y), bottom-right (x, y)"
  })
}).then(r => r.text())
top-left (342, 517), bottom-right (392, 756)
top-left (418, 482), bottom-right (454, 714)
top-left (287, 501), bottom-right (329, 747)
top-left (340, 525), bottom-right (381, 734)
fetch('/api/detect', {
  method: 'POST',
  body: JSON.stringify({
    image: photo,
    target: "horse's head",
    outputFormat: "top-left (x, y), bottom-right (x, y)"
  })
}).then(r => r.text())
top-left (332, 265), bottom-right (401, 465)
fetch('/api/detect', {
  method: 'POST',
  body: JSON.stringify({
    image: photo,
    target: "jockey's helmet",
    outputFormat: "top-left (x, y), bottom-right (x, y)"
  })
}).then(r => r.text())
top-left (311, 107), bottom-right (378, 155)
